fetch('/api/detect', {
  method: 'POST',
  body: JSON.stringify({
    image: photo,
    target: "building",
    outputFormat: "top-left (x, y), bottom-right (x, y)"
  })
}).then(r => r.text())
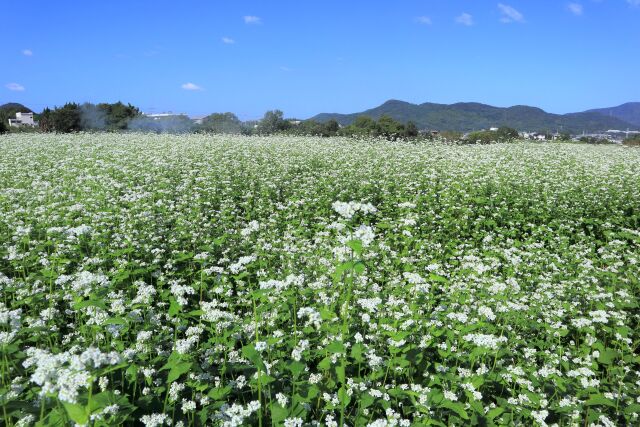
top-left (143, 112), bottom-right (186, 120)
top-left (8, 112), bottom-right (37, 127)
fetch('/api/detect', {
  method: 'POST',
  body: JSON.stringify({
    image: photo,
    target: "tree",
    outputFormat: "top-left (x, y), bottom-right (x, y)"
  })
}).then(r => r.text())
top-left (377, 115), bottom-right (405, 139)
top-left (0, 119), bottom-right (7, 134)
top-left (404, 121), bottom-right (419, 138)
top-left (51, 103), bottom-right (82, 132)
top-left (496, 126), bottom-right (519, 141)
top-left (558, 132), bottom-right (572, 141)
top-left (103, 102), bottom-right (140, 130)
top-left (257, 110), bottom-right (291, 134)
top-left (200, 112), bottom-right (243, 134)
top-left (39, 108), bottom-right (54, 132)
top-left (322, 119), bottom-right (340, 137)
top-left (340, 116), bottom-right (380, 137)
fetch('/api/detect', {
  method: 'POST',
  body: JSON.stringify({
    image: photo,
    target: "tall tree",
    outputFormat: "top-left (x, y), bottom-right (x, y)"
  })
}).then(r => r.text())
top-left (200, 112), bottom-right (243, 133)
top-left (257, 110), bottom-right (291, 134)
top-left (52, 103), bottom-right (82, 132)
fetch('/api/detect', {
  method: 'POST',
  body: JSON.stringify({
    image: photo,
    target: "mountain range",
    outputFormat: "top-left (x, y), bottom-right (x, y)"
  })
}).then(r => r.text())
top-left (311, 100), bottom-right (640, 133)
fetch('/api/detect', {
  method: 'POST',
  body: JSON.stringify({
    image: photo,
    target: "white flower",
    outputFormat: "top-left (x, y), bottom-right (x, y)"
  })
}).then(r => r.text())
top-left (284, 417), bottom-right (303, 427)
top-left (332, 201), bottom-right (377, 219)
top-left (140, 413), bottom-right (170, 427)
top-left (276, 392), bottom-right (289, 407)
top-left (531, 409), bottom-right (548, 426)
top-left (444, 390), bottom-right (458, 401)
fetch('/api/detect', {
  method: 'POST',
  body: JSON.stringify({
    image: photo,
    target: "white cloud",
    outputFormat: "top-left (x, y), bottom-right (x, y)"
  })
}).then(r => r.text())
top-left (627, 0), bottom-right (640, 6)
top-left (243, 15), bottom-right (261, 24)
top-left (22, 49), bottom-right (33, 56)
top-left (181, 82), bottom-right (203, 91)
top-left (415, 16), bottom-right (432, 25)
top-left (5, 83), bottom-right (25, 91)
top-left (222, 37), bottom-right (235, 44)
top-left (455, 13), bottom-right (474, 26)
top-left (568, 3), bottom-right (583, 15)
top-left (498, 4), bottom-right (525, 23)
top-left (279, 66), bottom-right (291, 72)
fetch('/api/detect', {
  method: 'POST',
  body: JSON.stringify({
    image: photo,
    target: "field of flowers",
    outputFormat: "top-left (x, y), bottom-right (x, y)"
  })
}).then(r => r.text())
top-left (0, 133), bottom-right (639, 426)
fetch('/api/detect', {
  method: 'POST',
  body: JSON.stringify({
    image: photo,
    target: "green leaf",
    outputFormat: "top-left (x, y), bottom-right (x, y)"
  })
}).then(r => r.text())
top-left (208, 385), bottom-right (231, 401)
top-left (585, 395), bottom-right (616, 408)
top-left (326, 340), bottom-right (345, 354)
top-left (287, 360), bottom-right (305, 377)
top-left (338, 386), bottom-right (351, 406)
top-left (360, 392), bottom-right (375, 409)
top-left (336, 365), bottom-right (345, 383)
top-left (63, 402), bottom-right (89, 425)
top-left (167, 361), bottom-right (192, 383)
top-left (271, 403), bottom-right (288, 424)
top-left (318, 356), bottom-right (332, 371)
top-left (428, 273), bottom-right (448, 283)
top-left (486, 407), bottom-right (504, 420)
top-left (440, 400), bottom-right (469, 420)
top-left (346, 239), bottom-right (363, 254)
top-left (168, 297), bottom-right (181, 316)
top-left (597, 348), bottom-right (618, 365)
top-left (351, 343), bottom-right (364, 362)
top-left (242, 345), bottom-right (267, 372)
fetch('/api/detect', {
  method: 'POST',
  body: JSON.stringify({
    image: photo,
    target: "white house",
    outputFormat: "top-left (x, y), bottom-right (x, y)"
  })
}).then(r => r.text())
top-left (8, 112), bottom-right (37, 127)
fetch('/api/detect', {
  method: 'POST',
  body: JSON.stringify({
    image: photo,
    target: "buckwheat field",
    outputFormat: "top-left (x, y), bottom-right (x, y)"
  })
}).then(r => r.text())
top-left (1, 133), bottom-right (639, 427)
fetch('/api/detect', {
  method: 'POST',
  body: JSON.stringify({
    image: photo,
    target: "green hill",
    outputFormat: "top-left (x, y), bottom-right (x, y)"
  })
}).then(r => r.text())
top-left (586, 102), bottom-right (640, 127)
top-left (311, 100), bottom-right (637, 133)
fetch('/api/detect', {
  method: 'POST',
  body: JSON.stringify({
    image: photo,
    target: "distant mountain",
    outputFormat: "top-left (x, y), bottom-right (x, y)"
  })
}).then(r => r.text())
top-left (311, 100), bottom-right (638, 133)
top-left (586, 102), bottom-right (640, 127)
top-left (0, 103), bottom-right (33, 113)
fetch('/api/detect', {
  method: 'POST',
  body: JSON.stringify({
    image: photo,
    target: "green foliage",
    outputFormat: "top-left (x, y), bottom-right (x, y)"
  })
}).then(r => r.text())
top-left (438, 130), bottom-right (463, 141)
top-left (0, 119), bottom-right (7, 134)
top-left (465, 130), bottom-right (498, 144)
top-left (578, 136), bottom-right (613, 144)
top-left (47, 102), bottom-right (82, 133)
top-left (290, 119), bottom-right (340, 137)
top-left (465, 127), bottom-right (519, 144)
top-left (257, 110), bottom-right (292, 134)
top-left (199, 112), bottom-right (244, 134)
top-left (39, 102), bottom-right (141, 132)
top-left (496, 126), bottom-right (519, 140)
top-left (339, 114), bottom-right (421, 140)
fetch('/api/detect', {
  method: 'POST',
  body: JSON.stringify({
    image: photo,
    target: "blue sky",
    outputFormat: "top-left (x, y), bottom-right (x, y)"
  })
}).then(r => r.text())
top-left (2, 0), bottom-right (639, 119)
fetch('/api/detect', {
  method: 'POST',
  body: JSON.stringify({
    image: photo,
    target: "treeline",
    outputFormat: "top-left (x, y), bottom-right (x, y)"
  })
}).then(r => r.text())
top-left (1, 101), bottom-right (523, 143)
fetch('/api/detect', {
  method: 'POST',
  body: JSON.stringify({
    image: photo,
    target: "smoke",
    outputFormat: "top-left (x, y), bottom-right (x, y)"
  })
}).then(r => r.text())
top-left (127, 115), bottom-right (194, 133)
top-left (79, 103), bottom-right (107, 130)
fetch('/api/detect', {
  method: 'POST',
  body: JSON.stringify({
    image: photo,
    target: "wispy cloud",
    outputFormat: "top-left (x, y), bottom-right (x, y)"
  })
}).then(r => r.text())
top-left (415, 16), bottom-right (432, 25)
top-left (568, 3), bottom-right (583, 15)
top-left (6, 83), bottom-right (25, 91)
top-left (455, 13), bottom-right (474, 26)
top-left (627, 0), bottom-right (640, 6)
top-left (181, 82), bottom-right (203, 91)
top-left (243, 15), bottom-right (261, 24)
top-left (22, 49), bottom-right (33, 56)
top-left (498, 4), bottom-right (525, 23)
top-left (222, 37), bottom-right (235, 44)
top-left (279, 66), bottom-right (291, 72)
